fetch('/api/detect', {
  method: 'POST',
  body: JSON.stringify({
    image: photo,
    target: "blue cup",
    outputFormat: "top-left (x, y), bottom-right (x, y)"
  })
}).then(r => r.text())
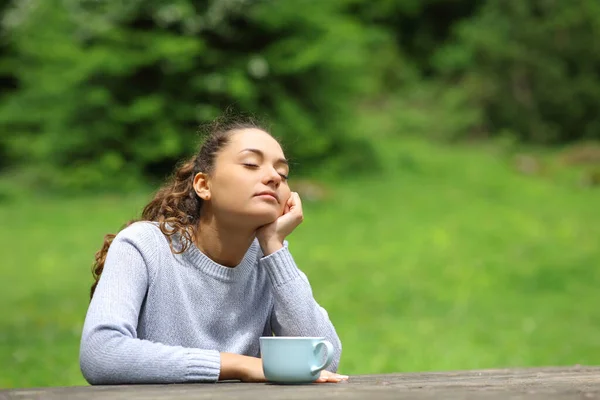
top-left (259, 336), bottom-right (334, 384)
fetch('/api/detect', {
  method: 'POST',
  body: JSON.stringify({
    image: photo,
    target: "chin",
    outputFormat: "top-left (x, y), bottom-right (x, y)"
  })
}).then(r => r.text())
top-left (248, 209), bottom-right (280, 227)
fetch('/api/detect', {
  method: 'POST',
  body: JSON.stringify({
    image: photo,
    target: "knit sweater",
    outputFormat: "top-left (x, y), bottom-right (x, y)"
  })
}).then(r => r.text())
top-left (79, 221), bottom-right (342, 384)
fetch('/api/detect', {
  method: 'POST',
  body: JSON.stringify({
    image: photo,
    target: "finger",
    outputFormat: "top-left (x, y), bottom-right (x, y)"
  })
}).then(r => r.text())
top-left (316, 376), bottom-right (340, 383)
top-left (291, 192), bottom-right (302, 210)
top-left (288, 192), bottom-right (303, 220)
top-left (328, 376), bottom-right (348, 383)
top-left (285, 193), bottom-right (295, 209)
top-left (318, 371), bottom-right (332, 380)
top-left (324, 373), bottom-right (348, 382)
top-left (316, 371), bottom-right (346, 383)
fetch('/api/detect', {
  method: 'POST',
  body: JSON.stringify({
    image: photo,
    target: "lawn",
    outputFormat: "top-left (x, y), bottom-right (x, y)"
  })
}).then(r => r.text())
top-left (1, 136), bottom-right (599, 388)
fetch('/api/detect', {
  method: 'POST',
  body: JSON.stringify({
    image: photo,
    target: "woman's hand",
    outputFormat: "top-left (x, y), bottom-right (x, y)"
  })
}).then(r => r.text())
top-left (256, 192), bottom-right (304, 256)
top-left (220, 353), bottom-right (266, 382)
top-left (220, 353), bottom-right (349, 383)
top-left (238, 356), bottom-right (267, 382)
top-left (317, 370), bottom-right (350, 383)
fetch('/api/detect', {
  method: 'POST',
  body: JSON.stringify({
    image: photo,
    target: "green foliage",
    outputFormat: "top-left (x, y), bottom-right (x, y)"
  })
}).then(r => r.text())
top-left (1, 136), bottom-right (599, 387)
top-left (345, 0), bottom-right (480, 77)
top-left (0, 0), bottom-right (383, 190)
top-left (347, 0), bottom-right (600, 144)
top-left (1, 0), bottom-right (599, 190)
top-left (435, 0), bottom-right (600, 143)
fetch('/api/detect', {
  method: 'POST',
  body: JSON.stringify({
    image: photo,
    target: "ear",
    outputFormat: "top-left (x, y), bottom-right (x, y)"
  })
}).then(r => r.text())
top-left (193, 172), bottom-right (211, 201)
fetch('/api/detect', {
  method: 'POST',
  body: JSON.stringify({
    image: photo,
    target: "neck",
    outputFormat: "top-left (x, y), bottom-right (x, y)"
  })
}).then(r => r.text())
top-left (194, 211), bottom-right (256, 268)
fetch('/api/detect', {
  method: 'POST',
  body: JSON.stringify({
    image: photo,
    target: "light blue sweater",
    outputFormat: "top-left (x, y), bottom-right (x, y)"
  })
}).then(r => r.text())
top-left (79, 222), bottom-right (342, 384)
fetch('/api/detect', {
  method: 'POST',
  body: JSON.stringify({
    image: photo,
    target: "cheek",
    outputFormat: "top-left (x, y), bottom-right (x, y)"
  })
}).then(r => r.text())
top-left (210, 179), bottom-right (245, 208)
top-left (281, 187), bottom-right (292, 206)
top-left (213, 171), bottom-right (246, 196)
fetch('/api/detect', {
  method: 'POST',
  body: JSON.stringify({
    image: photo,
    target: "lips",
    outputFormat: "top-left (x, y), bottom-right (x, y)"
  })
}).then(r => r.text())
top-left (255, 191), bottom-right (279, 202)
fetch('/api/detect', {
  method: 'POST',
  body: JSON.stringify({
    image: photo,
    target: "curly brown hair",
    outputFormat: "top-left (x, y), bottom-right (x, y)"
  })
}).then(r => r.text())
top-left (90, 115), bottom-right (269, 299)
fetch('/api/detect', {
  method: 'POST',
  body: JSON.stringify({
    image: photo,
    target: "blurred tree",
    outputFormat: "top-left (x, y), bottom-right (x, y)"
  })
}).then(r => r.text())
top-left (0, 0), bottom-right (18, 171)
top-left (345, 0), bottom-right (480, 79)
top-left (3, 0), bottom-right (596, 191)
top-left (343, 0), bottom-right (484, 142)
top-left (0, 0), bottom-right (384, 190)
top-left (435, 0), bottom-right (600, 143)
top-left (347, 0), bottom-right (600, 144)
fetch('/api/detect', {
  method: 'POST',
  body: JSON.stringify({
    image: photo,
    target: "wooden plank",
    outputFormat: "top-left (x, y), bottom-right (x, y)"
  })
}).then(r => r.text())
top-left (2, 366), bottom-right (600, 400)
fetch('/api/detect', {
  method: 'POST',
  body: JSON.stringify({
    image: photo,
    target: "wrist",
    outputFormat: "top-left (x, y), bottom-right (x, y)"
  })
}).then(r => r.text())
top-left (219, 353), bottom-right (239, 380)
top-left (219, 353), bottom-right (265, 382)
top-left (219, 353), bottom-right (252, 381)
top-left (259, 239), bottom-right (284, 256)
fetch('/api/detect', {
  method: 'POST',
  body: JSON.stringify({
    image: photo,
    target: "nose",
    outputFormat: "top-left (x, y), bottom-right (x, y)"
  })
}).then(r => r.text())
top-left (262, 166), bottom-right (282, 188)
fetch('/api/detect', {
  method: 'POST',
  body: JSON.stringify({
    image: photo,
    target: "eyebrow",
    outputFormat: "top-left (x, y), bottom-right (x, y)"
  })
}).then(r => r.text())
top-left (239, 148), bottom-right (289, 166)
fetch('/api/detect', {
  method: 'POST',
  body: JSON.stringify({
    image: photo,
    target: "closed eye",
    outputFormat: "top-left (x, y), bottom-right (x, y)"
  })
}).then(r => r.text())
top-left (243, 163), bottom-right (288, 180)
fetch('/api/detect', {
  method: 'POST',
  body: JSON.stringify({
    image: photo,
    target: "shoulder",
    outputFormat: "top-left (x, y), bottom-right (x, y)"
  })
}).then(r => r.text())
top-left (116, 221), bottom-right (163, 244)
top-left (110, 222), bottom-right (169, 281)
top-left (112, 221), bottom-right (173, 260)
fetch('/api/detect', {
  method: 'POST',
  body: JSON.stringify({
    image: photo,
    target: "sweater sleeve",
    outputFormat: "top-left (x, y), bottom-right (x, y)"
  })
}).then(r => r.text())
top-left (79, 223), bottom-right (221, 385)
top-left (260, 246), bottom-right (342, 372)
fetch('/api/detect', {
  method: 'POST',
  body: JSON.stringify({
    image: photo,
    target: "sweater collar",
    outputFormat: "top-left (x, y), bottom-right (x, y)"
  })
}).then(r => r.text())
top-left (183, 238), bottom-right (260, 282)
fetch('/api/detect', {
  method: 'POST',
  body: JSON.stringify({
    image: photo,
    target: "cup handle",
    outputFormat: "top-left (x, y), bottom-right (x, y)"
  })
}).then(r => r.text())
top-left (310, 340), bottom-right (334, 375)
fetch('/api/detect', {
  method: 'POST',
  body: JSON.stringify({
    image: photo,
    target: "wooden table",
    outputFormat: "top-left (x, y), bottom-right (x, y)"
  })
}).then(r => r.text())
top-left (3, 366), bottom-right (600, 399)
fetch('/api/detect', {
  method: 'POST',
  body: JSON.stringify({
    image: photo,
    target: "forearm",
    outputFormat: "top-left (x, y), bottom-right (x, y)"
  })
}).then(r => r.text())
top-left (260, 247), bottom-right (342, 371)
top-left (80, 326), bottom-right (221, 384)
top-left (270, 279), bottom-right (342, 371)
top-left (81, 226), bottom-right (221, 384)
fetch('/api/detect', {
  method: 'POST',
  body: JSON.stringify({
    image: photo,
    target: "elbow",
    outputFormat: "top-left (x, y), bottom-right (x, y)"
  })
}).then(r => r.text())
top-left (80, 344), bottom-right (110, 385)
top-left (327, 337), bottom-right (342, 373)
top-left (79, 334), bottom-right (122, 385)
top-left (80, 354), bottom-right (104, 385)
top-left (326, 323), bottom-right (343, 373)
top-left (80, 363), bottom-right (107, 386)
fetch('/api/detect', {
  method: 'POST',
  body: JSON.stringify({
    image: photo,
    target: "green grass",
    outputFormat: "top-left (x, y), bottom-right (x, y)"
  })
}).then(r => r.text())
top-left (1, 136), bottom-right (599, 388)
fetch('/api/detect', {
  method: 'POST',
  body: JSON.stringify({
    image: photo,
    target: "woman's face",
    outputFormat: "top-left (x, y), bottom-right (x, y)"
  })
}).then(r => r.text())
top-left (202, 128), bottom-right (291, 227)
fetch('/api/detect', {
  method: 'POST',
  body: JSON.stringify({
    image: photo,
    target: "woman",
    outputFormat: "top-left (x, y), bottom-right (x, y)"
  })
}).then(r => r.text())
top-left (79, 116), bottom-right (347, 384)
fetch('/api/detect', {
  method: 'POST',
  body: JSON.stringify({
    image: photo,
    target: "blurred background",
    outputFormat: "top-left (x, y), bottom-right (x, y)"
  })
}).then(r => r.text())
top-left (1, 0), bottom-right (600, 389)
